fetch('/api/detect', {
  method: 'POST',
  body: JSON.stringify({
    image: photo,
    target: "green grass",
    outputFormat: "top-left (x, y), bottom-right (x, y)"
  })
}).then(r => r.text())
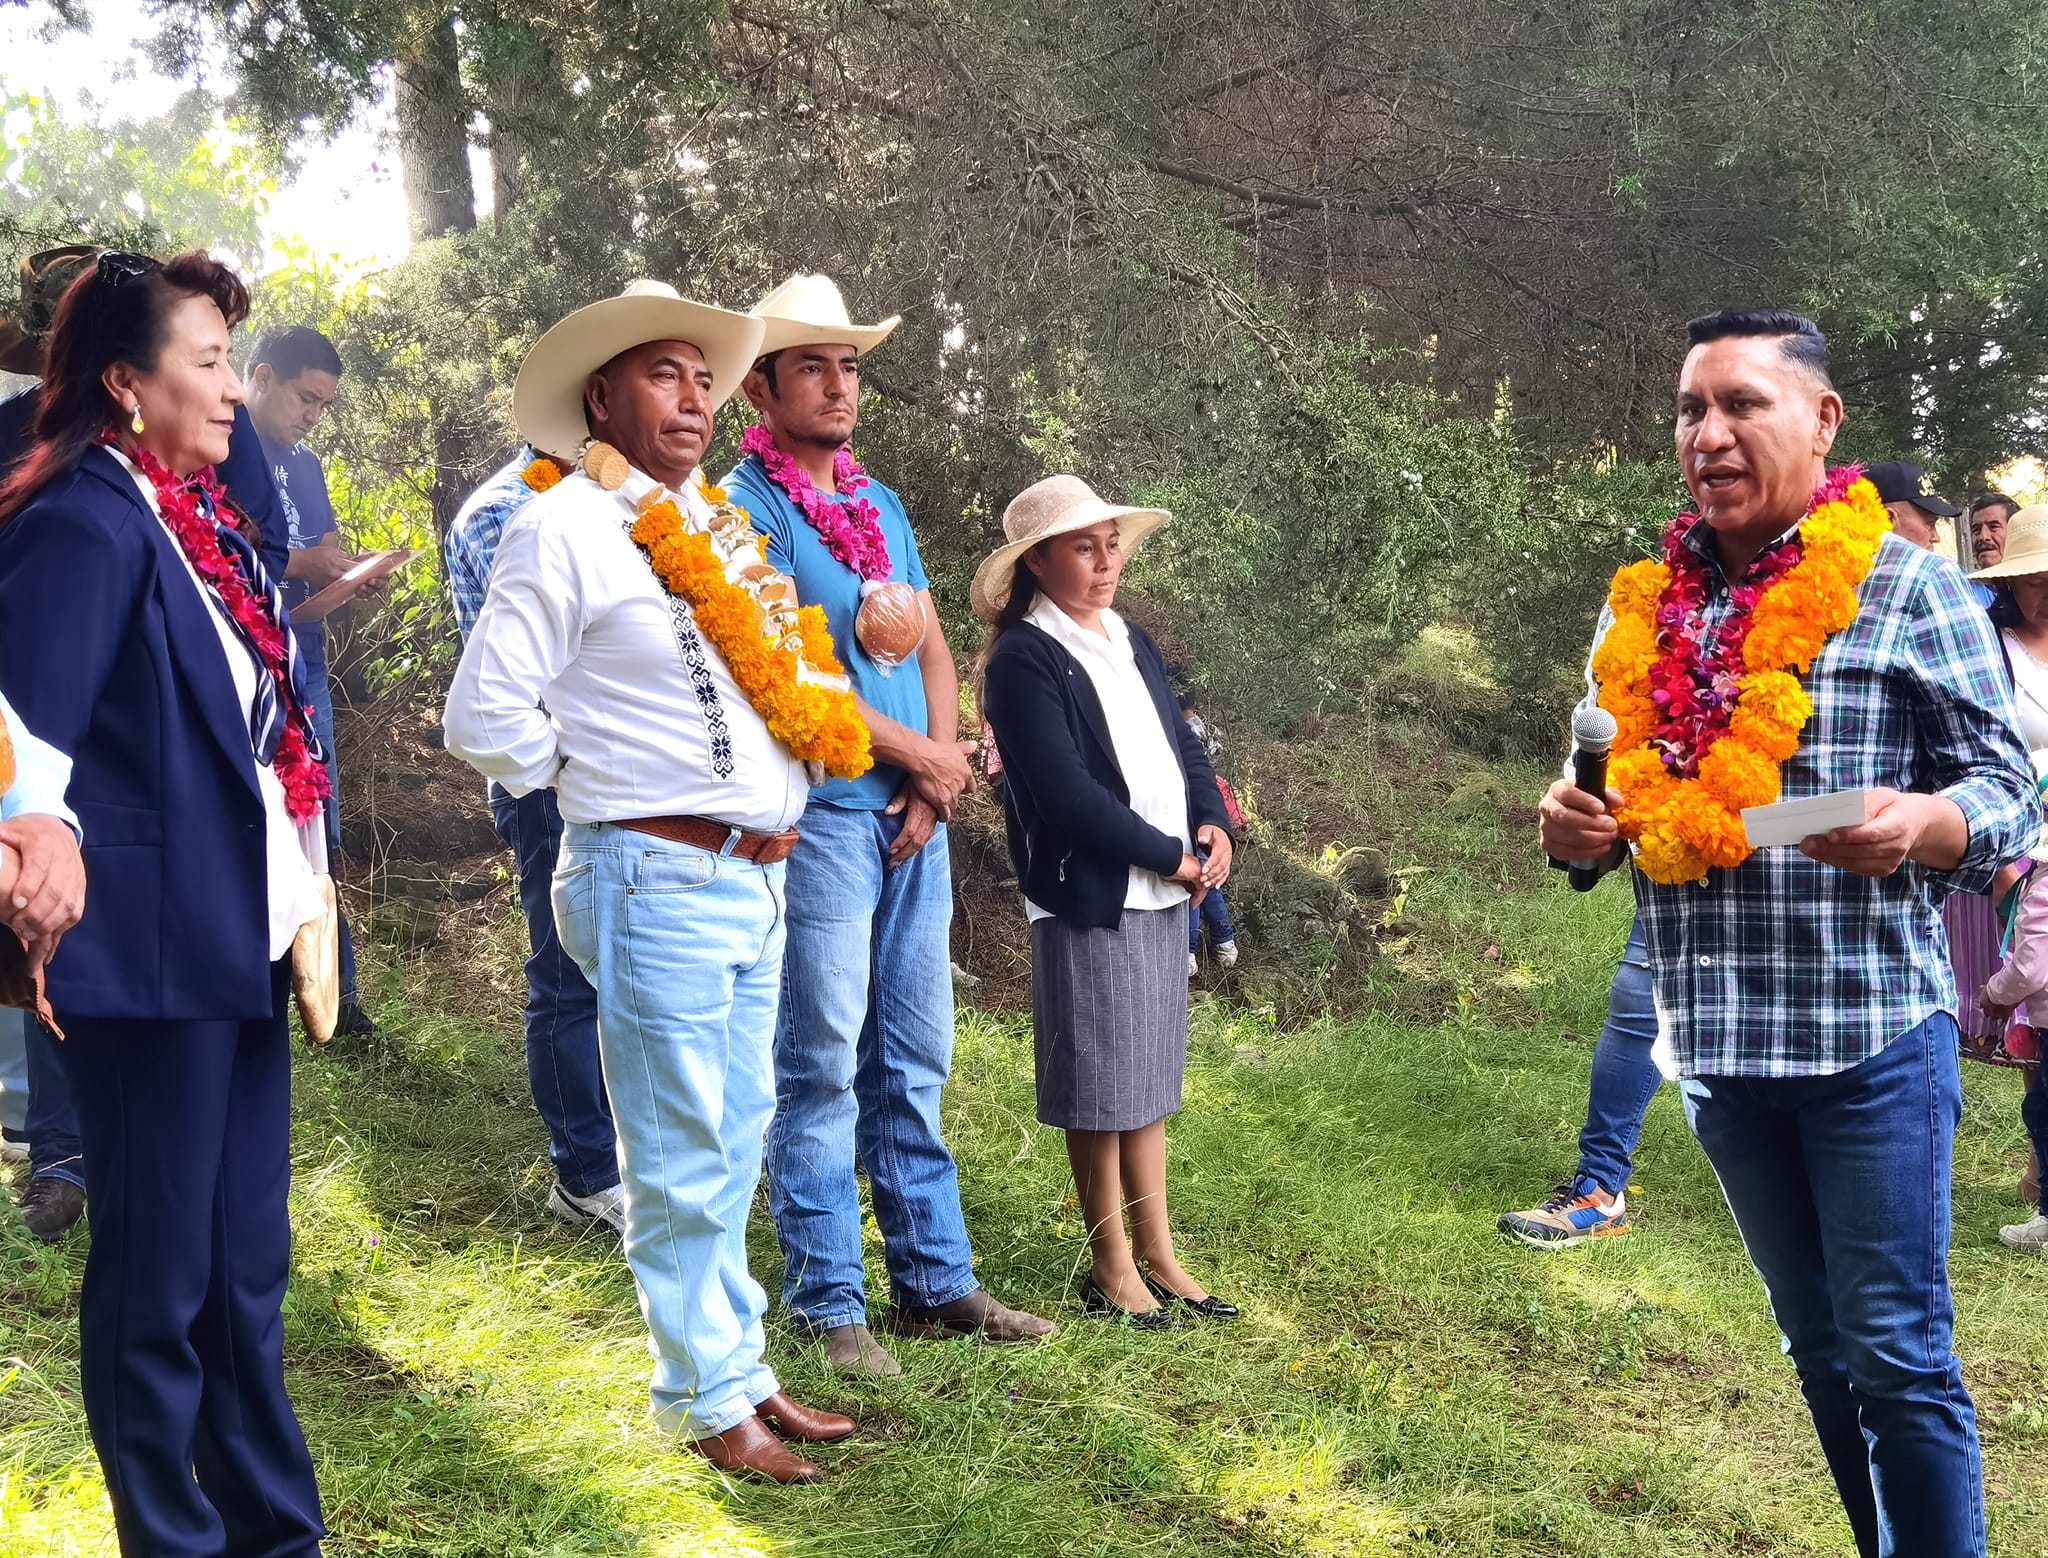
top-left (4, 785), bottom-right (2048, 1555)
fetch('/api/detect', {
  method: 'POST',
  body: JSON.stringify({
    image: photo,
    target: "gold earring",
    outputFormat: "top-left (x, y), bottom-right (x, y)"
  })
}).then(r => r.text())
top-left (130, 405), bottom-right (144, 436)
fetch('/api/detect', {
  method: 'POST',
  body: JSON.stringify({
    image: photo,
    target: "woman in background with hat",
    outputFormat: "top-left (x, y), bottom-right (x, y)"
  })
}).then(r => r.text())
top-left (976, 475), bottom-right (1238, 1327)
top-left (1974, 506), bottom-right (2048, 730)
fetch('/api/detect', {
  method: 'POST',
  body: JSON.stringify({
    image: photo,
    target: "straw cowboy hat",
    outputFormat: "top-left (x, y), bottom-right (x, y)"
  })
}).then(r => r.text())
top-left (1970, 506), bottom-right (2048, 582)
top-left (749, 273), bottom-right (900, 358)
top-left (512, 280), bottom-right (766, 460)
top-left (0, 244), bottom-right (99, 376)
top-left (970, 474), bottom-right (1171, 623)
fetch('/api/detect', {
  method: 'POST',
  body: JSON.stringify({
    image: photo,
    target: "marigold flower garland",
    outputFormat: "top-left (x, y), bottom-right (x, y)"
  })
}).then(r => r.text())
top-left (1593, 465), bottom-right (1891, 885)
top-left (521, 454), bottom-right (871, 779)
top-left (121, 438), bottom-right (331, 822)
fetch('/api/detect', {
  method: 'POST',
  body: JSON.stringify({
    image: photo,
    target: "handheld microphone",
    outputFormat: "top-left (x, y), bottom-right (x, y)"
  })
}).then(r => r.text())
top-left (1566, 706), bottom-right (1620, 892)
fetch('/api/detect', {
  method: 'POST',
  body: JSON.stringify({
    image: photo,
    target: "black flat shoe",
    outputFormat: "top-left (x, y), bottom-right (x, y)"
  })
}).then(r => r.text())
top-left (1080, 1274), bottom-right (1181, 1329)
top-left (1140, 1271), bottom-right (1240, 1321)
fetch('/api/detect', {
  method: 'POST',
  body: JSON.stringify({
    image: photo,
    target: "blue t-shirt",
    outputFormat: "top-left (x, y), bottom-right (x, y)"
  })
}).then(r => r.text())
top-left (721, 452), bottom-right (929, 811)
top-left (258, 433), bottom-right (338, 677)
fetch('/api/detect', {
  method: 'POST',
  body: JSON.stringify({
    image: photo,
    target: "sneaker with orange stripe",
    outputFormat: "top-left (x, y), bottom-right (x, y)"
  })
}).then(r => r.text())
top-left (1497, 1177), bottom-right (1629, 1249)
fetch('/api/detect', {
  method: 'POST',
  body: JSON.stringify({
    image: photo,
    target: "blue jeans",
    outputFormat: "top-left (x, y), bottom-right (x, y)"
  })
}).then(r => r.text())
top-left (304, 667), bottom-right (357, 1002)
top-left (766, 801), bottom-right (978, 1327)
top-left (488, 784), bottom-right (617, 1198)
top-left (551, 821), bottom-right (784, 1440)
top-left (1188, 887), bottom-right (1237, 952)
top-left (26, 1017), bottom-right (83, 1188)
top-left (0, 1004), bottom-right (87, 1188)
top-left (1682, 1013), bottom-right (1983, 1558)
top-left (1574, 915), bottom-right (1661, 1197)
top-left (0, 1006), bottom-right (22, 1135)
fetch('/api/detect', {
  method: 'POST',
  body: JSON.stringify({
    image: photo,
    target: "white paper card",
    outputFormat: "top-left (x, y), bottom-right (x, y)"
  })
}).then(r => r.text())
top-left (1740, 789), bottom-right (1872, 848)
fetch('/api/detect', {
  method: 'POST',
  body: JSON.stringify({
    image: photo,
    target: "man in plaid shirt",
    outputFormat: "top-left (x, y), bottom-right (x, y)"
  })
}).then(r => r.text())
top-left (1540, 309), bottom-right (2038, 1558)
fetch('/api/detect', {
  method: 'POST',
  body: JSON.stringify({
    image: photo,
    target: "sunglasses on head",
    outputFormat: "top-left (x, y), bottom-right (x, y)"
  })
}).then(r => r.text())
top-left (95, 251), bottom-right (161, 287)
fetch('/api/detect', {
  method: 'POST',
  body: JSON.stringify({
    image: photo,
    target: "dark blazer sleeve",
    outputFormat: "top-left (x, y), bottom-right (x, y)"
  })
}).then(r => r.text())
top-left (983, 632), bottom-right (1187, 877)
top-left (0, 493), bottom-right (138, 758)
top-left (216, 403), bottom-right (288, 581)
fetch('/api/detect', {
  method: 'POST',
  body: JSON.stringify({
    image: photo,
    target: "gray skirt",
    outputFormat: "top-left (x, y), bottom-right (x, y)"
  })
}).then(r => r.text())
top-left (1030, 904), bottom-right (1189, 1131)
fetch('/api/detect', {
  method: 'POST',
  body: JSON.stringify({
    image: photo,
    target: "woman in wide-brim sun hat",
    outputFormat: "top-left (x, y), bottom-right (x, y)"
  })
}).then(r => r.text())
top-left (1972, 506), bottom-right (2048, 740)
top-left (976, 473), bottom-right (1241, 1330)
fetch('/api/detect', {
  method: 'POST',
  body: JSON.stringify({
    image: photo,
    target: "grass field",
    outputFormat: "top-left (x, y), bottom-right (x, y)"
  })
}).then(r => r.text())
top-left (4, 747), bottom-right (2047, 1556)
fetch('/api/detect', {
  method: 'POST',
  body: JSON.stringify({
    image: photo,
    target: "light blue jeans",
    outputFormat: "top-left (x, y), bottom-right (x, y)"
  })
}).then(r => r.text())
top-left (766, 801), bottom-right (978, 1327)
top-left (0, 1006), bottom-right (25, 1135)
top-left (551, 821), bottom-right (784, 1441)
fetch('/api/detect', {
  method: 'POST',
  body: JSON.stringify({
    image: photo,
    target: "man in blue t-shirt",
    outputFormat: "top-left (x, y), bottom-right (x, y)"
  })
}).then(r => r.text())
top-left (724, 275), bottom-right (1053, 1370)
top-left (246, 325), bottom-right (375, 1038)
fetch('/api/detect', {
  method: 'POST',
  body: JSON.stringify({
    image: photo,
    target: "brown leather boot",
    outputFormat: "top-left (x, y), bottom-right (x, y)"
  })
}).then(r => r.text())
top-left (884, 1286), bottom-right (1057, 1342)
top-left (756, 1390), bottom-right (857, 1443)
top-left (685, 1415), bottom-right (823, 1483)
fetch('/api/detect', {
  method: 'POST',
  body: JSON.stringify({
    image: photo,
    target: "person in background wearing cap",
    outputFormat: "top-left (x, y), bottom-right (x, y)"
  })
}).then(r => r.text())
top-left (444, 281), bottom-right (859, 1483)
top-left (1866, 457), bottom-right (1962, 554)
top-left (722, 275), bottom-right (1054, 1372)
top-left (977, 476), bottom-right (1238, 1328)
top-left (0, 242), bottom-right (296, 1242)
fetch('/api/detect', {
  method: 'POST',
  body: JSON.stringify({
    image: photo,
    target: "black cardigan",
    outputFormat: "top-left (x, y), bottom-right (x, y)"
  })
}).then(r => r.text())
top-left (982, 618), bottom-right (1232, 928)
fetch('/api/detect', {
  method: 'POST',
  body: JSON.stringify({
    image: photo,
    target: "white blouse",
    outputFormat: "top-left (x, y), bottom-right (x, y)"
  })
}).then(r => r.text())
top-left (115, 451), bottom-right (324, 961)
top-left (2004, 628), bottom-right (2048, 757)
top-left (1023, 596), bottom-right (1192, 922)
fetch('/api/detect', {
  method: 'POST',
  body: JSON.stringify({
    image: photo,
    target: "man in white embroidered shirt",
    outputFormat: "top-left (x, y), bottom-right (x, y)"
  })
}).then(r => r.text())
top-left (443, 281), bottom-right (859, 1483)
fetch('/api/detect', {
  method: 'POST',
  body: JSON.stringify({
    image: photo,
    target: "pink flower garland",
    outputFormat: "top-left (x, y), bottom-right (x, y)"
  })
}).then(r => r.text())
top-left (740, 422), bottom-right (892, 581)
top-left (120, 438), bottom-right (332, 822)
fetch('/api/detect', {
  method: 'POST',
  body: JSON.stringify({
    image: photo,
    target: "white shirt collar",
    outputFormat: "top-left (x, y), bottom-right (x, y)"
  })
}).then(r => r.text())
top-left (1026, 593), bottom-right (1130, 655)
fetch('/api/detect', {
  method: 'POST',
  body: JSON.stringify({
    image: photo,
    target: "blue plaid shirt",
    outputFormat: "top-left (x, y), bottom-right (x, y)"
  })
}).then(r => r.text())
top-left (1583, 526), bottom-right (2039, 1080)
top-left (445, 449), bottom-right (537, 645)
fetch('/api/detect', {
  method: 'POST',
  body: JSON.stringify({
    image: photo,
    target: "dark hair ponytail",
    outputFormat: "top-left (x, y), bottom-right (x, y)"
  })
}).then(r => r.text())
top-left (0, 249), bottom-right (250, 525)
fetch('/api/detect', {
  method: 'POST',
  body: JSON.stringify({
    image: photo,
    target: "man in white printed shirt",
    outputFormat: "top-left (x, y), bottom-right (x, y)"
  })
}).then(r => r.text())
top-left (443, 282), bottom-right (857, 1483)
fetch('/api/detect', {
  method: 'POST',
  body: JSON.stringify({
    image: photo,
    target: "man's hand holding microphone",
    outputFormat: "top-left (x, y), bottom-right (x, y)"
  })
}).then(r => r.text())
top-left (1540, 706), bottom-right (1627, 887)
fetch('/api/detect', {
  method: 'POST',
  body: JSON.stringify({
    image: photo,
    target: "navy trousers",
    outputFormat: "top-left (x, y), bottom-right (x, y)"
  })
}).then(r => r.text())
top-left (57, 959), bottom-right (326, 1558)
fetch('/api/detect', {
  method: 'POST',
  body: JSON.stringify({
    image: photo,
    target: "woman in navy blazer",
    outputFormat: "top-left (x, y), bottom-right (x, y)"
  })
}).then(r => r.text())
top-left (0, 252), bottom-right (327, 1556)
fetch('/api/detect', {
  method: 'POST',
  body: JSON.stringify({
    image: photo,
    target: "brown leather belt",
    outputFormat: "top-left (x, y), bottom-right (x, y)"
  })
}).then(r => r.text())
top-left (616, 814), bottom-right (801, 865)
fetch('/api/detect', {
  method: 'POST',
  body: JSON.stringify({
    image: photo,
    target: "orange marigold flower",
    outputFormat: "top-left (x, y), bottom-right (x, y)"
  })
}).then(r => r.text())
top-left (1727, 707), bottom-right (1801, 762)
top-left (1735, 670), bottom-right (1812, 728)
top-left (1608, 560), bottom-right (1672, 619)
top-left (522, 457), bottom-right (563, 493)
top-left (1592, 614), bottom-right (1658, 688)
top-left (1671, 790), bottom-right (1750, 870)
top-left (1635, 827), bottom-right (1707, 886)
top-left (1698, 740), bottom-right (1780, 812)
